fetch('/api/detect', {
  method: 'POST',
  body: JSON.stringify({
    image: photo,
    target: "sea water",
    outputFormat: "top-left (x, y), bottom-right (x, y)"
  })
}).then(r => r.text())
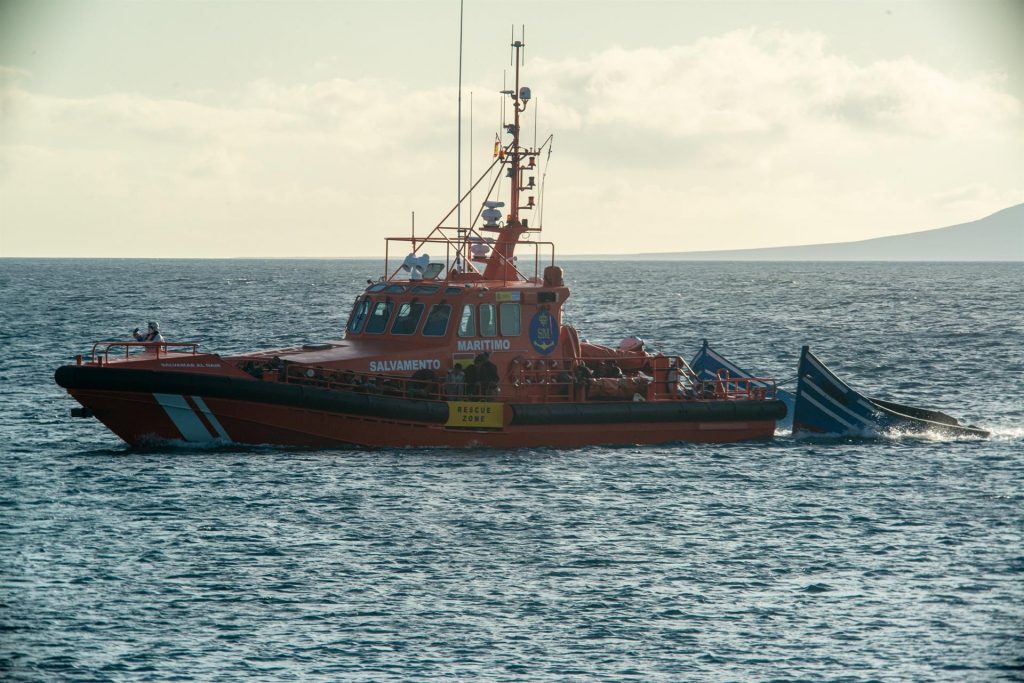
top-left (1, 259), bottom-right (1021, 681)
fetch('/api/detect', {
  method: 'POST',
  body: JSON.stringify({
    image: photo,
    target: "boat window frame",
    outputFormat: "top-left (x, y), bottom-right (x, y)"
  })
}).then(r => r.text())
top-left (499, 302), bottom-right (521, 337)
top-left (422, 304), bottom-right (452, 337)
top-left (411, 284), bottom-right (440, 294)
top-left (364, 300), bottom-right (395, 334)
top-left (347, 297), bottom-right (371, 334)
top-left (478, 303), bottom-right (497, 338)
top-left (457, 304), bottom-right (476, 338)
top-left (390, 301), bottom-right (425, 336)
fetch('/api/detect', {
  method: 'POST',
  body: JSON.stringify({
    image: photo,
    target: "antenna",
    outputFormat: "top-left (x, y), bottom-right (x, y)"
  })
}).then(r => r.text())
top-left (469, 91), bottom-right (473, 227)
top-left (456, 0), bottom-right (464, 230)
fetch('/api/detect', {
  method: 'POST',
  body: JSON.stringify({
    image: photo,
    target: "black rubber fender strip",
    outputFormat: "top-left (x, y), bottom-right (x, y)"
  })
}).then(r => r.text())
top-left (54, 365), bottom-right (450, 424)
top-left (510, 397), bottom-right (787, 426)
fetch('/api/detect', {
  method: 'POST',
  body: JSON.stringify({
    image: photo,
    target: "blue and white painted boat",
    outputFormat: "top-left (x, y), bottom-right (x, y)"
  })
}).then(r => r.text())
top-left (690, 340), bottom-right (795, 429)
top-left (792, 346), bottom-right (989, 438)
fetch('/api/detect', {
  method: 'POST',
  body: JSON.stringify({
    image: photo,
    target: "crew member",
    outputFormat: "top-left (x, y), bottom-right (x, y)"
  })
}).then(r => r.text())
top-left (464, 358), bottom-right (480, 397)
top-left (409, 368), bottom-right (438, 398)
top-left (133, 321), bottom-right (165, 343)
top-left (573, 362), bottom-right (594, 400)
top-left (445, 364), bottom-right (466, 398)
top-left (478, 352), bottom-right (500, 399)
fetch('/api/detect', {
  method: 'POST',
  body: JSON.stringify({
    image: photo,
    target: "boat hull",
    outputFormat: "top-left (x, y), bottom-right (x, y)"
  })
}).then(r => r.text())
top-left (690, 340), bottom-right (795, 429)
top-left (56, 366), bottom-right (785, 448)
top-left (792, 346), bottom-right (988, 438)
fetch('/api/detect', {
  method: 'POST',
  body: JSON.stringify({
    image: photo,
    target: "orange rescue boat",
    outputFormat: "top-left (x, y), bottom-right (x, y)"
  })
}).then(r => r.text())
top-left (55, 37), bottom-right (786, 448)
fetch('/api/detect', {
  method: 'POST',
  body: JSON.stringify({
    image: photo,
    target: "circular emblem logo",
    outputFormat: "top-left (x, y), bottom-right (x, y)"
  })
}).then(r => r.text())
top-left (529, 309), bottom-right (559, 355)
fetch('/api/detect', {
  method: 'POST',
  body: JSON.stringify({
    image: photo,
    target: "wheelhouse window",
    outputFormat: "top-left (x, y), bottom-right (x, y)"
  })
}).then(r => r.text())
top-left (499, 303), bottom-right (521, 336)
top-left (422, 304), bottom-right (452, 337)
top-left (366, 283), bottom-right (387, 293)
top-left (457, 304), bottom-right (476, 337)
top-left (412, 284), bottom-right (440, 294)
top-left (347, 297), bottom-right (370, 334)
top-left (479, 304), bottom-right (497, 337)
top-left (365, 301), bottom-right (394, 334)
top-left (391, 302), bottom-right (424, 335)
top-left (384, 284), bottom-right (407, 294)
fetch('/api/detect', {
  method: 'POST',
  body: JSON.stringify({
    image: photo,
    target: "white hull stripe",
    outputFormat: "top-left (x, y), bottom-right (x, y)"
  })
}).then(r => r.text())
top-left (805, 354), bottom-right (876, 413)
top-left (700, 349), bottom-right (772, 388)
top-left (804, 353), bottom-right (854, 391)
top-left (803, 354), bottom-right (880, 422)
top-left (153, 393), bottom-right (216, 442)
top-left (799, 388), bottom-right (855, 430)
top-left (192, 396), bottom-right (230, 440)
top-left (856, 397), bottom-right (877, 413)
top-left (802, 378), bottom-right (873, 429)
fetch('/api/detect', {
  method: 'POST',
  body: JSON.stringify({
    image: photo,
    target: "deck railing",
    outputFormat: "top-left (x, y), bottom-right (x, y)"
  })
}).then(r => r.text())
top-left (384, 234), bottom-right (556, 285)
top-left (274, 358), bottom-right (777, 405)
top-left (86, 341), bottom-right (201, 365)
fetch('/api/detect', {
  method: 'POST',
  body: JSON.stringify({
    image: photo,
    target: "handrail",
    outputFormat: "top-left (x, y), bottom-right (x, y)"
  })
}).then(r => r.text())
top-left (384, 234), bottom-right (555, 285)
top-left (512, 356), bottom-right (777, 402)
top-left (280, 363), bottom-right (500, 403)
top-left (692, 376), bottom-right (777, 401)
top-left (273, 357), bottom-right (777, 405)
top-left (89, 341), bottom-right (201, 364)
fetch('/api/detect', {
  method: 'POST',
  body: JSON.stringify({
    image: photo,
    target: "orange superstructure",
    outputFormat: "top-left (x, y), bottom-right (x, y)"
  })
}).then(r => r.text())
top-left (55, 36), bottom-right (786, 448)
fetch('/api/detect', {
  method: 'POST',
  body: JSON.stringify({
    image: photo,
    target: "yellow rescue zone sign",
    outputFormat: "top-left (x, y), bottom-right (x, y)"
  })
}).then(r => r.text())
top-left (446, 402), bottom-right (504, 428)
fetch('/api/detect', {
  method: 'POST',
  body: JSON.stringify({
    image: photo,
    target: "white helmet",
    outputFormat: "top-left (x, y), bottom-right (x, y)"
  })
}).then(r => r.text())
top-left (147, 321), bottom-right (160, 331)
top-left (618, 335), bottom-right (644, 353)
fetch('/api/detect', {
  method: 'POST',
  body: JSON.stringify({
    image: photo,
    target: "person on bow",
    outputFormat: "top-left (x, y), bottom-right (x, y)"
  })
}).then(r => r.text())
top-left (133, 321), bottom-right (165, 343)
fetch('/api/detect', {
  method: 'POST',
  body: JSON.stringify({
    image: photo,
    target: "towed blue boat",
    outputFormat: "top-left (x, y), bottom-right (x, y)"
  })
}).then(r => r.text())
top-left (690, 340), bottom-right (795, 429)
top-left (793, 346), bottom-right (989, 438)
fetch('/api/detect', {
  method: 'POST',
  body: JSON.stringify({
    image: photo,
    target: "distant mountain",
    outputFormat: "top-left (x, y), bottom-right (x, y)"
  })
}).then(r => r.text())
top-left (619, 203), bottom-right (1024, 261)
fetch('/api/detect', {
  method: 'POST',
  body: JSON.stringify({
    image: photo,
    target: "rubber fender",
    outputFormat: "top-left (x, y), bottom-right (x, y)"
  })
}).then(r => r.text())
top-left (510, 398), bottom-right (787, 426)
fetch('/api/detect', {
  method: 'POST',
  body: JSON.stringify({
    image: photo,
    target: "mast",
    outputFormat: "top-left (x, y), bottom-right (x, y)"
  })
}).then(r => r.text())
top-left (509, 37), bottom-right (522, 227)
top-left (482, 31), bottom-right (531, 281)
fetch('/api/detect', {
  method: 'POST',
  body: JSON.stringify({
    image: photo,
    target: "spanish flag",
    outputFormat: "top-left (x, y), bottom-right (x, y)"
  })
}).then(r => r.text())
top-left (493, 134), bottom-right (501, 159)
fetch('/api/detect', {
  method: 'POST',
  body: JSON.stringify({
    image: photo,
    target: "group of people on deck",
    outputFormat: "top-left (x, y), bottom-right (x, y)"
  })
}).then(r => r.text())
top-left (443, 352), bottom-right (499, 399)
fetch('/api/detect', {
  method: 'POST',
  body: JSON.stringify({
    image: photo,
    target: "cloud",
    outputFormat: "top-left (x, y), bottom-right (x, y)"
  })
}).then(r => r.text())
top-left (6, 28), bottom-right (1018, 158)
top-left (0, 66), bottom-right (30, 140)
top-left (532, 29), bottom-right (1021, 140)
top-left (1, 28), bottom-right (1021, 256)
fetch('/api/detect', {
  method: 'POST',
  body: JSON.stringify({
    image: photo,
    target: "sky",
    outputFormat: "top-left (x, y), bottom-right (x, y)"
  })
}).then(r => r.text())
top-left (1, 0), bottom-right (1022, 257)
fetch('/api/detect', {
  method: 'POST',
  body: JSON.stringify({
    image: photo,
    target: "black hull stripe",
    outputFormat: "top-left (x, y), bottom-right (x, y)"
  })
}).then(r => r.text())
top-left (55, 366), bottom-right (449, 423)
top-left (55, 366), bottom-right (788, 427)
top-left (510, 399), bottom-right (787, 425)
